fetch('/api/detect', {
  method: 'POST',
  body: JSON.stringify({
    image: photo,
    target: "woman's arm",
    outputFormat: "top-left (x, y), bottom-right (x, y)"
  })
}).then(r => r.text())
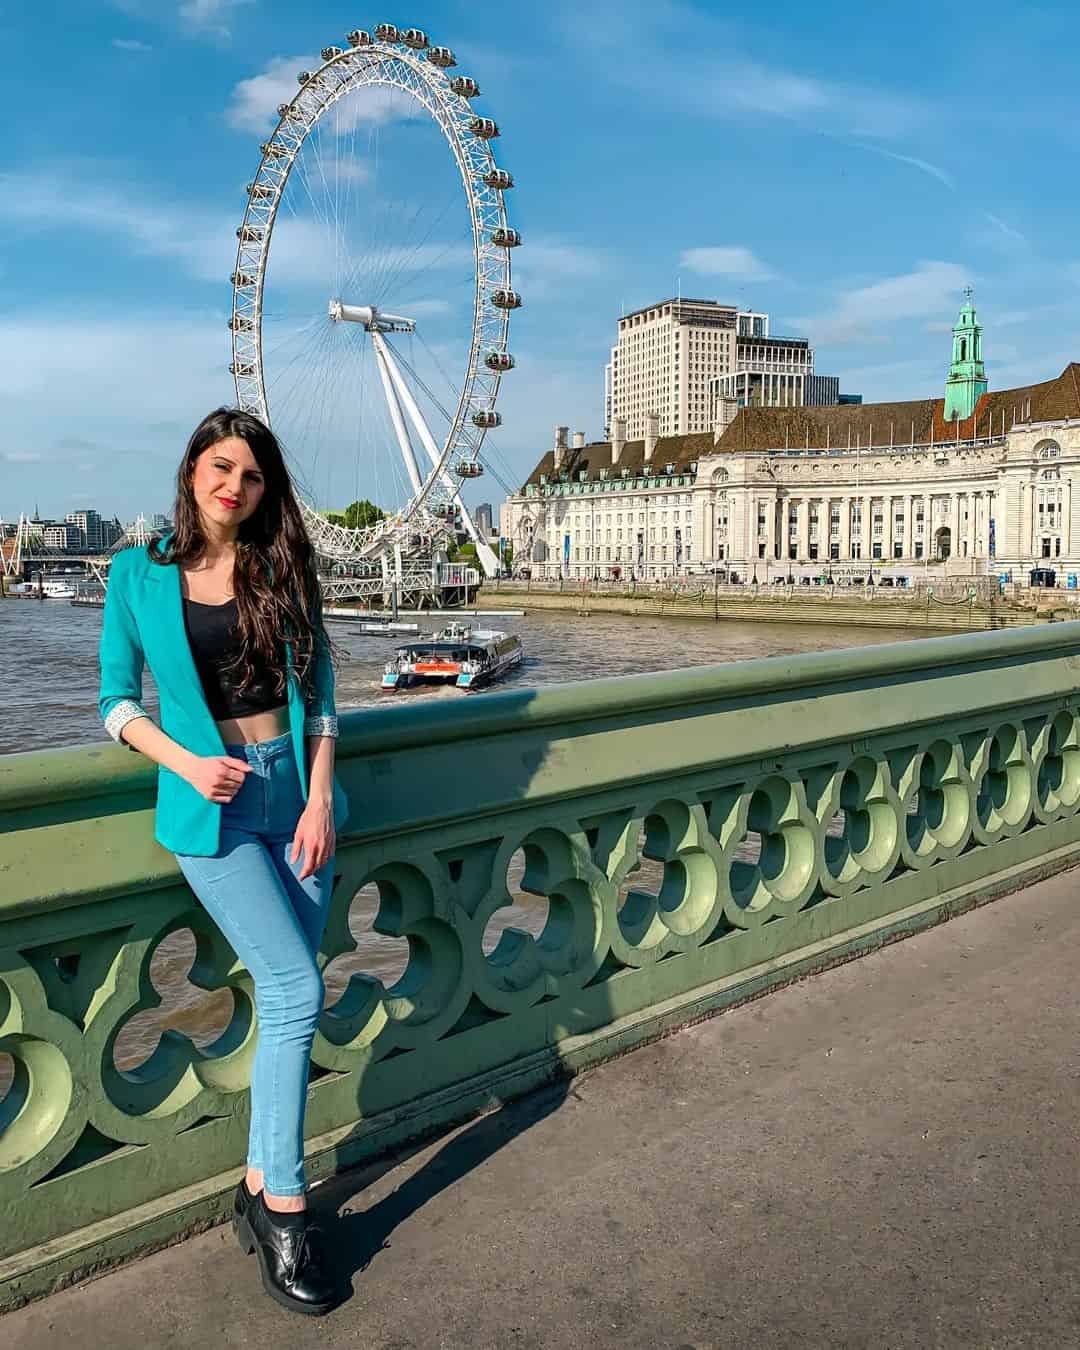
top-left (291, 592), bottom-right (339, 879)
top-left (98, 562), bottom-right (251, 802)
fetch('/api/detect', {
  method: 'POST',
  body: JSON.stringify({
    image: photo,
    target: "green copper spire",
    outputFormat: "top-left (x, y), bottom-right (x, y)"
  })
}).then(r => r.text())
top-left (944, 286), bottom-right (988, 421)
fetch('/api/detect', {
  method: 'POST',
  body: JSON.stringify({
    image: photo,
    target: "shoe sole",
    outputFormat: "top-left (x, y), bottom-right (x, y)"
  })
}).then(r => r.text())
top-left (234, 1211), bottom-right (337, 1317)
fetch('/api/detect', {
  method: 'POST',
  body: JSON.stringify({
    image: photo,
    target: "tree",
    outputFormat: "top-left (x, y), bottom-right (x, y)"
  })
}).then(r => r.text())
top-left (323, 500), bottom-right (386, 529)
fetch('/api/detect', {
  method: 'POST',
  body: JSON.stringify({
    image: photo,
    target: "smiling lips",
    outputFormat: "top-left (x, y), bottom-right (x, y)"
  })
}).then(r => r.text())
top-left (217, 495), bottom-right (241, 510)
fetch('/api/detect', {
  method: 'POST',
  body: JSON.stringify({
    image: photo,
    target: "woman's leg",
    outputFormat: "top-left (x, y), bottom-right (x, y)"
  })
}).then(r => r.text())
top-left (176, 837), bottom-right (326, 1199)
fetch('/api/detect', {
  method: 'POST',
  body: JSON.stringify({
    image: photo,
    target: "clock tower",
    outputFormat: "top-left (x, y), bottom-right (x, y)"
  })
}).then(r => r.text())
top-left (944, 287), bottom-right (988, 421)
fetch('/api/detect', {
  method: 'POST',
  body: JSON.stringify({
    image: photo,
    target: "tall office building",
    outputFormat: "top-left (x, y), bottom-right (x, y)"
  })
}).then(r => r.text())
top-left (607, 298), bottom-right (770, 440)
top-left (473, 502), bottom-right (494, 537)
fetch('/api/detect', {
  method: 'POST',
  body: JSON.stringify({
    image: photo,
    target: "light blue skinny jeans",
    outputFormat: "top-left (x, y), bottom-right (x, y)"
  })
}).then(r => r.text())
top-left (174, 731), bottom-right (335, 1197)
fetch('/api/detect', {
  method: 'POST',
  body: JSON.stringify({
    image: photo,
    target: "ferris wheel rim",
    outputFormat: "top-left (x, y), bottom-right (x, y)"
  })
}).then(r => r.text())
top-left (228, 33), bottom-right (517, 560)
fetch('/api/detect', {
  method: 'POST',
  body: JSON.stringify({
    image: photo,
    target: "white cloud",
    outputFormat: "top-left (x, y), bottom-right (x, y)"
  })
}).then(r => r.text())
top-left (0, 170), bottom-right (236, 285)
top-left (679, 246), bottom-right (777, 281)
top-left (226, 55), bottom-right (418, 134)
top-left (1, 449), bottom-right (43, 463)
top-left (795, 261), bottom-right (973, 345)
top-left (572, 1), bottom-right (928, 141)
top-left (112, 38), bottom-right (153, 52)
top-left (179, 0), bottom-right (254, 38)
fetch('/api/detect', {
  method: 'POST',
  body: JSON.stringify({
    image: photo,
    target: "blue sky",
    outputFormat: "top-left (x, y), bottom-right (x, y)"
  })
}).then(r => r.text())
top-left (2, 0), bottom-right (1079, 522)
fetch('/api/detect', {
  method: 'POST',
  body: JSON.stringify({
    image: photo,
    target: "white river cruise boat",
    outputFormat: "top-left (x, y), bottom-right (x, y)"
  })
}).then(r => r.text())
top-left (381, 622), bottom-right (524, 693)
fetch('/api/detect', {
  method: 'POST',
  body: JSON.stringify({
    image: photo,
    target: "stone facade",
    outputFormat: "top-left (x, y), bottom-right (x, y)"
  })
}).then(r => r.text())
top-left (501, 364), bottom-right (1080, 582)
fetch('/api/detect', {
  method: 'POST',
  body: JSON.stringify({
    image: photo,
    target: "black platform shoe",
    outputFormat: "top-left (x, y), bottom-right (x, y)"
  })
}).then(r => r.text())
top-left (234, 1191), bottom-right (339, 1316)
top-left (232, 1177), bottom-right (256, 1254)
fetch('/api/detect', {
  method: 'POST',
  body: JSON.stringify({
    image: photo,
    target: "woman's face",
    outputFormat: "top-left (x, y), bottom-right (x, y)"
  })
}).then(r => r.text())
top-left (190, 436), bottom-right (266, 531)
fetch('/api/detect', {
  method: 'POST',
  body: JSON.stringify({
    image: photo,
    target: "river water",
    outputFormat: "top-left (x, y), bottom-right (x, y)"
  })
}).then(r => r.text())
top-left (0, 596), bottom-right (913, 1077)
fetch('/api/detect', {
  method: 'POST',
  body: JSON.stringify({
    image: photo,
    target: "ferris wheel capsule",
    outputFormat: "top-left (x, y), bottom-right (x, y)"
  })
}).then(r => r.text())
top-left (230, 362), bottom-right (256, 377)
top-left (491, 227), bottom-right (520, 248)
top-left (231, 271), bottom-right (256, 287)
top-left (347, 29), bottom-right (373, 46)
top-left (322, 46), bottom-right (343, 61)
top-left (229, 315), bottom-right (253, 332)
top-left (297, 71), bottom-right (313, 85)
top-left (427, 46), bottom-right (456, 67)
top-left (247, 182), bottom-right (273, 200)
top-left (470, 117), bottom-right (499, 139)
top-left (472, 410), bottom-right (502, 429)
top-left (451, 76), bottom-right (481, 98)
top-left (261, 141), bottom-right (289, 159)
top-left (374, 23), bottom-right (399, 42)
top-left (485, 351), bottom-right (515, 373)
top-left (491, 289), bottom-right (522, 311)
top-left (401, 28), bottom-right (429, 49)
top-left (483, 168), bottom-right (514, 190)
top-left (237, 224), bottom-right (264, 242)
top-left (277, 103), bottom-right (304, 121)
top-left (456, 458), bottom-right (485, 478)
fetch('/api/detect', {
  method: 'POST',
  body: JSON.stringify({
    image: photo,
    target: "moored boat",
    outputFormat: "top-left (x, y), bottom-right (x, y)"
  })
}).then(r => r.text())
top-left (381, 621), bottom-right (523, 692)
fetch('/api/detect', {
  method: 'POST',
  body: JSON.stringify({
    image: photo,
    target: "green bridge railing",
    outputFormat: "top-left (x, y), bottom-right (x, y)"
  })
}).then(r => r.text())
top-left (4, 624), bottom-right (1080, 1306)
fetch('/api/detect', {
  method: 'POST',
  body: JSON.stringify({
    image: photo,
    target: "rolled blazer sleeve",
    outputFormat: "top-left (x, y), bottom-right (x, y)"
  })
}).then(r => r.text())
top-left (303, 589), bottom-right (338, 738)
top-left (98, 557), bottom-right (149, 748)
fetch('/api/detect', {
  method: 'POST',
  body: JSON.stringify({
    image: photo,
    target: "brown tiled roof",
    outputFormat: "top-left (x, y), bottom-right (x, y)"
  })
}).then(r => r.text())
top-left (524, 433), bottom-right (713, 487)
top-left (520, 364), bottom-right (1080, 488)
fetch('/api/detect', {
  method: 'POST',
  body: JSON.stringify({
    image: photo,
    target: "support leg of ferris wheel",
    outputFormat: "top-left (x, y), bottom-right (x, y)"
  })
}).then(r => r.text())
top-left (373, 333), bottom-right (501, 579)
top-left (371, 334), bottom-right (424, 499)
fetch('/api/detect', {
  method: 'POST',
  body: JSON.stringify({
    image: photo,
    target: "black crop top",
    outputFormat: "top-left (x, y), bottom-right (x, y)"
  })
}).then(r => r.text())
top-left (182, 596), bottom-right (286, 721)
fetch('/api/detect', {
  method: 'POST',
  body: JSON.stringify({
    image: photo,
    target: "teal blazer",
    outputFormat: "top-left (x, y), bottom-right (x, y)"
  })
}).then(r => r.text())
top-left (98, 537), bottom-right (349, 857)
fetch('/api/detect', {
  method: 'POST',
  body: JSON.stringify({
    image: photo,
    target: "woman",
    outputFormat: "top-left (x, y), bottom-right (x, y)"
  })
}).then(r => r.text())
top-left (98, 408), bottom-right (349, 1316)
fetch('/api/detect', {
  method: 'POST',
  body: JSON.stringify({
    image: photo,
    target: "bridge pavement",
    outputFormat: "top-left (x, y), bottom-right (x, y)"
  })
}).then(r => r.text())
top-left (7, 869), bottom-right (1079, 1349)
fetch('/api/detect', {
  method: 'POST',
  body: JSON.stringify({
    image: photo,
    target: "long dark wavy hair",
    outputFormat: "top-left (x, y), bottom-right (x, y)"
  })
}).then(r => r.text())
top-left (151, 408), bottom-right (326, 699)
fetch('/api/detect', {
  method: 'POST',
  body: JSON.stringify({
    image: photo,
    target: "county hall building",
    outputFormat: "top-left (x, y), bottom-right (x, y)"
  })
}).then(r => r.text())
top-left (501, 297), bottom-right (1080, 582)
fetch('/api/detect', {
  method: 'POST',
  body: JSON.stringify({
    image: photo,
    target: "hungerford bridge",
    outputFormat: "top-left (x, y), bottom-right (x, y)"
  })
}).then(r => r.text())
top-left (0, 513), bottom-right (480, 605)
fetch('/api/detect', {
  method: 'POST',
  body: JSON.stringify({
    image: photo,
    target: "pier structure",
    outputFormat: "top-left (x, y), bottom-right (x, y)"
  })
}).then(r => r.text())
top-left (3, 624), bottom-right (1080, 1318)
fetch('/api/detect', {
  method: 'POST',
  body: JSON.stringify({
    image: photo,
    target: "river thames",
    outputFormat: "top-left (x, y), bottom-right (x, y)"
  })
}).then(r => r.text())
top-left (1, 596), bottom-right (915, 1076)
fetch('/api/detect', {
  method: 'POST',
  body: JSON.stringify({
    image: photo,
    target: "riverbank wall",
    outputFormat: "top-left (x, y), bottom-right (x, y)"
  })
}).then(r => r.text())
top-left (481, 583), bottom-right (1071, 631)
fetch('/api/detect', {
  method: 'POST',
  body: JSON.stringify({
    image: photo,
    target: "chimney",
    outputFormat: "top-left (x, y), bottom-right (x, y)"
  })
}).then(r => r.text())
top-left (713, 398), bottom-right (739, 444)
top-left (572, 431), bottom-right (585, 450)
top-left (611, 415), bottom-right (626, 465)
top-left (644, 412), bottom-right (660, 462)
top-left (552, 424), bottom-right (569, 472)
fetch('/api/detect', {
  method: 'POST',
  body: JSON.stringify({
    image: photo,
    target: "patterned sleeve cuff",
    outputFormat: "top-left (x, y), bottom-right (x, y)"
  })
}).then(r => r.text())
top-left (104, 699), bottom-right (149, 745)
top-left (304, 714), bottom-right (339, 738)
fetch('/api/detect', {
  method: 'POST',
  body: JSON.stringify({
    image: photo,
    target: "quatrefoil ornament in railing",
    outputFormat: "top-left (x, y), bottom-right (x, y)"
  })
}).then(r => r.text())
top-left (716, 777), bottom-right (818, 928)
top-left (815, 755), bottom-right (902, 899)
top-left (1031, 708), bottom-right (1080, 822)
top-left (972, 722), bottom-right (1035, 843)
top-left (604, 799), bottom-right (723, 964)
top-left (896, 739), bottom-right (975, 869)
top-left (0, 951), bottom-right (89, 1197)
top-left (84, 896), bottom-right (256, 1144)
top-left (463, 827), bottom-right (606, 1007)
top-left (314, 859), bottom-right (465, 1071)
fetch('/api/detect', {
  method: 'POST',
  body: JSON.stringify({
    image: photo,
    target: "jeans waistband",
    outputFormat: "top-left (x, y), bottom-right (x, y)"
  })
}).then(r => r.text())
top-left (223, 730), bottom-right (293, 762)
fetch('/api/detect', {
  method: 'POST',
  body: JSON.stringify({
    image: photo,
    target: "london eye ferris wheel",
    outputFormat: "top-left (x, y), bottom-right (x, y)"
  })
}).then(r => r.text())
top-left (229, 24), bottom-right (521, 580)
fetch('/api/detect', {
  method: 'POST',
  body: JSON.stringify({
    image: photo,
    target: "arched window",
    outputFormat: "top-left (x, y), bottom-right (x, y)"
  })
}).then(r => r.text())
top-left (1035, 439), bottom-right (1061, 459)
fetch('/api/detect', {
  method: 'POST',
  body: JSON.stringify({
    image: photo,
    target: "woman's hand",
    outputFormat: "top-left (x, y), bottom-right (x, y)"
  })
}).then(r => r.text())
top-left (186, 754), bottom-right (253, 803)
top-left (291, 797), bottom-right (335, 881)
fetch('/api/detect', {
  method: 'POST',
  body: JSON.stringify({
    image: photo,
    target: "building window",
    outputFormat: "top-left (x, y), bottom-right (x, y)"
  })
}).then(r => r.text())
top-left (809, 544), bottom-right (818, 559)
top-left (915, 542), bottom-right (924, 558)
top-left (872, 543), bottom-right (882, 559)
top-left (830, 543), bottom-right (840, 560)
top-left (893, 543), bottom-right (903, 558)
